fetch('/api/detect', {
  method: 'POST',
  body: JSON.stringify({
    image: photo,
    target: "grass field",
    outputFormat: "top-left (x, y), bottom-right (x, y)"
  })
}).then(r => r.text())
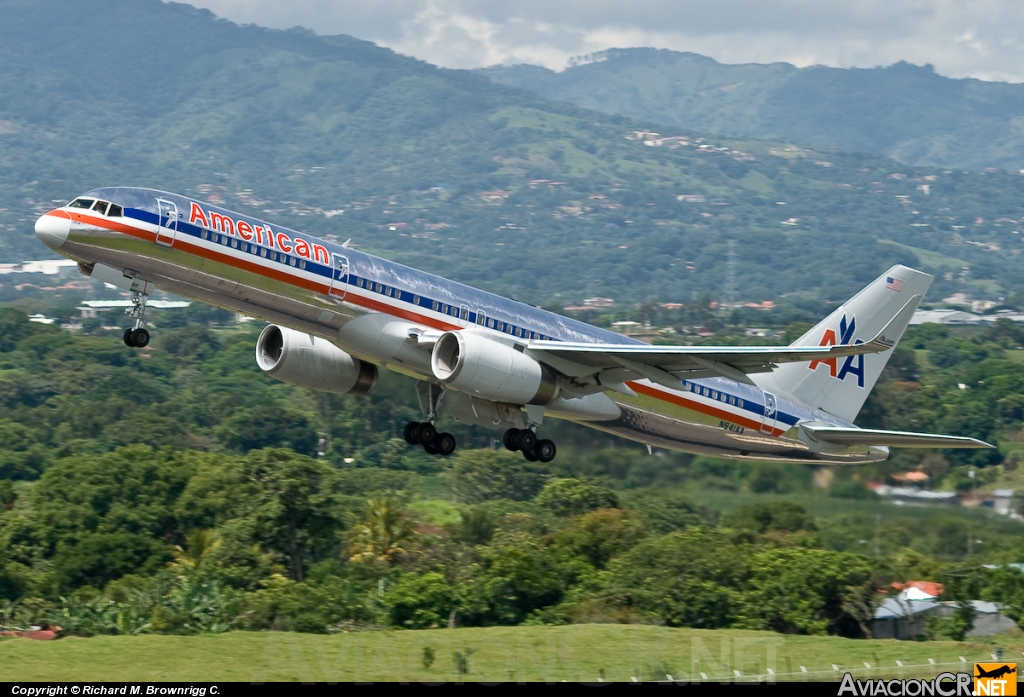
top-left (2, 626), bottom-right (1023, 682)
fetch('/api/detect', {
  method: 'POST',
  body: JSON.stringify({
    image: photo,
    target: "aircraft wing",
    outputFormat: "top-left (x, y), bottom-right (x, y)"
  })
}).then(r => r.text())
top-left (526, 295), bottom-right (913, 387)
top-left (800, 422), bottom-right (993, 449)
top-left (526, 335), bottom-right (894, 387)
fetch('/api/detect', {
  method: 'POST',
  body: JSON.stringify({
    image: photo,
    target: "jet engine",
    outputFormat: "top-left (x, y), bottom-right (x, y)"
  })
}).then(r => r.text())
top-left (430, 330), bottom-right (558, 406)
top-left (256, 325), bottom-right (377, 395)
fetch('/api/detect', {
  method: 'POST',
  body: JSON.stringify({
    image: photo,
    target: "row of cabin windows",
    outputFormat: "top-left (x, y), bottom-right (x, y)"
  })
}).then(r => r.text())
top-left (348, 275), bottom-right (550, 341)
top-left (68, 198), bottom-right (123, 217)
top-left (63, 197), bottom-right (554, 344)
top-left (683, 381), bottom-right (745, 409)
top-left (200, 229), bottom-right (308, 270)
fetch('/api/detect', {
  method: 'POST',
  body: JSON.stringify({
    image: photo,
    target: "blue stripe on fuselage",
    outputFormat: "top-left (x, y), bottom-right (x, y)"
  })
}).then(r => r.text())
top-left (89, 186), bottom-right (823, 432)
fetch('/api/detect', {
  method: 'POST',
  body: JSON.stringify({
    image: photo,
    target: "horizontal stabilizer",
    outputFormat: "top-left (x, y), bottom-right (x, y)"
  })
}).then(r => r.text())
top-left (800, 422), bottom-right (992, 449)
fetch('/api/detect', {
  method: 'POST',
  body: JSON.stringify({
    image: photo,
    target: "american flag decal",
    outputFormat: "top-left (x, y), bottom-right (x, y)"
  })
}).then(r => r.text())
top-left (886, 276), bottom-right (903, 292)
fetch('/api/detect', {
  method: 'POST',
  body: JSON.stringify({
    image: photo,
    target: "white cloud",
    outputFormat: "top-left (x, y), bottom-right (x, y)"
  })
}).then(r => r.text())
top-left (178, 0), bottom-right (1024, 81)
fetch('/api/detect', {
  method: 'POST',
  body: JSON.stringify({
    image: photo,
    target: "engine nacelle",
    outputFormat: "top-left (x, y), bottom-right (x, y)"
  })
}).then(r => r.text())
top-left (256, 325), bottom-right (377, 395)
top-left (431, 331), bottom-right (558, 406)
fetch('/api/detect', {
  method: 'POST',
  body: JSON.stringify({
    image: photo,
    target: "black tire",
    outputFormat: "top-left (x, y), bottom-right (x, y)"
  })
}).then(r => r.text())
top-left (536, 439), bottom-right (556, 463)
top-left (522, 447), bottom-right (539, 462)
top-left (123, 328), bottom-right (135, 347)
top-left (416, 422), bottom-right (437, 445)
top-left (403, 421), bottom-right (421, 445)
top-left (516, 429), bottom-right (537, 452)
top-left (503, 428), bottom-right (520, 451)
top-left (436, 433), bottom-right (456, 456)
top-left (133, 328), bottom-right (150, 348)
top-left (423, 440), bottom-right (438, 455)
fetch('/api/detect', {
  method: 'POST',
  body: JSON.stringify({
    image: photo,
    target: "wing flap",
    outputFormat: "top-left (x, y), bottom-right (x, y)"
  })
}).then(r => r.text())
top-left (801, 423), bottom-right (992, 449)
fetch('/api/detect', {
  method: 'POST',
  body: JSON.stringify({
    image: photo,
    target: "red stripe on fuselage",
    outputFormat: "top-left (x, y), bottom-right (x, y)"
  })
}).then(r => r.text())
top-left (63, 209), bottom-right (783, 436)
top-left (59, 210), bottom-right (461, 332)
top-left (628, 381), bottom-right (783, 437)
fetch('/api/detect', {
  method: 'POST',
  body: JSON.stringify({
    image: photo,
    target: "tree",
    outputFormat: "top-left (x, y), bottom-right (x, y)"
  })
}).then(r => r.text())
top-left (555, 508), bottom-right (645, 569)
top-left (448, 450), bottom-right (550, 503)
top-left (347, 496), bottom-right (416, 563)
top-left (242, 449), bottom-right (344, 582)
top-left (219, 405), bottom-right (319, 456)
top-left (605, 529), bottom-right (750, 628)
top-left (536, 478), bottom-right (617, 517)
top-left (740, 548), bottom-right (876, 636)
top-left (388, 572), bottom-right (454, 628)
top-left (169, 529), bottom-right (221, 576)
top-left (723, 501), bottom-right (817, 534)
top-left (456, 532), bottom-right (569, 626)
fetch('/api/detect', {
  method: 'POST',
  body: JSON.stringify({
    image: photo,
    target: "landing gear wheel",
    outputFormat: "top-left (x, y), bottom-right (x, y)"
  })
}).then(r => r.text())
top-left (535, 439), bottom-right (556, 463)
top-left (515, 429), bottom-right (537, 452)
top-left (132, 328), bottom-right (150, 348)
top-left (422, 440), bottom-right (438, 455)
top-left (503, 428), bottom-right (520, 452)
top-left (416, 422), bottom-right (437, 445)
top-left (123, 328), bottom-right (135, 347)
top-left (403, 421), bottom-right (421, 445)
top-left (436, 433), bottom-right (456, 456)
top-left (522, 447), bottom-right (539, 462)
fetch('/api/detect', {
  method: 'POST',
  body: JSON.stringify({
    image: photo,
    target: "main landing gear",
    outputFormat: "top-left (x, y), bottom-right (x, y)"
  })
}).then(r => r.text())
top-left (503, 427), bottom-right (556, 463)
top-left (122, 290), bottom-right (150, 348)
top-left (403, 421), bottom-right (457, 456)
top-left (405, 382), bottom-right (457, 456)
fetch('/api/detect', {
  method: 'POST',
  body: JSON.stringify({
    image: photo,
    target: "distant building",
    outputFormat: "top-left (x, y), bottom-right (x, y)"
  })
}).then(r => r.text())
top-left (873, 597), bottom-right (1016, 640)
top-left (872, 485), bottom-right (960, 505)
top-left (0, 259), bottom-right (78, 275)
top-left (910, 309), bottom-right (982, 326)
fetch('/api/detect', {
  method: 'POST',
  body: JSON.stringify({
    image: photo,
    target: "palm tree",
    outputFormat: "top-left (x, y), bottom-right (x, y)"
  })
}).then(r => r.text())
top-left (169, 529), bottom-right (221, 575)
top-left (347, 496), bottom-right (416, 563)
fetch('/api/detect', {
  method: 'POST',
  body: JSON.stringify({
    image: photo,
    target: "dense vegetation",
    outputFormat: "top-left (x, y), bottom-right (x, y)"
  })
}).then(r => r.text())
top-left (482, 49), bottom-right (1024, 171)
top-left (4, 0), bottom-right (1024, 307)
top-left (2, 306), bottom-right (1024, 638)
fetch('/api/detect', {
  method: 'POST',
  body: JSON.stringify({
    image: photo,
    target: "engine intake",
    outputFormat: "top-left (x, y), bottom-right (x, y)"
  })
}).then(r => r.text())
top-left (256, 325), bottom-right (377, 395)
top-left (431, 330), bottom-right (558, 406)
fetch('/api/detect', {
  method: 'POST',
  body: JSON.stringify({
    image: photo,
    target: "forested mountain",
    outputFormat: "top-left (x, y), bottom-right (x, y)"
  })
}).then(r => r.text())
top-left (481, 49), bottom-right (1024, 172)
top-left (2, 0), bottom-right (1024, 305)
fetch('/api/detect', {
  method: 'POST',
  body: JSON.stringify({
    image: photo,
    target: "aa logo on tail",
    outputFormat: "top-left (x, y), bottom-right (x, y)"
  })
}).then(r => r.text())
top-left (807, 314), bottom-right (865, 388)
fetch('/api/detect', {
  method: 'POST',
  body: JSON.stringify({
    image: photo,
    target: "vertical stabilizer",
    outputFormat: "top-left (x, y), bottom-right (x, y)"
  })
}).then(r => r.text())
top-left (756, 265), bottom-right (931, 422)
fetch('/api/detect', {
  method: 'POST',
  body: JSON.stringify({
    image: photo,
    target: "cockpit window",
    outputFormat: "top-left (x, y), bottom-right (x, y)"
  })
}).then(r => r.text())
top-left (91, 200), bottom-right (109, 215)
top-left (69, 198), bottom-right (95, 209)
top-left (108, 204), bottom-right (123, 217)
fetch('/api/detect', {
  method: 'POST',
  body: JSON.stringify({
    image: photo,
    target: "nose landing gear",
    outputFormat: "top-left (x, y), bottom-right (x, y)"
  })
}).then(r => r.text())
top-left (122, 290), bottom-right (150, 348)
top-left (503, 427), bottom-right (556, 463)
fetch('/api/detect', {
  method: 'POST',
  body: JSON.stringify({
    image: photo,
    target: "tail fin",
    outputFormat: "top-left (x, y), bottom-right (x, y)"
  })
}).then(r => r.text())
top-left (756, 265), bottom-right (931, 422)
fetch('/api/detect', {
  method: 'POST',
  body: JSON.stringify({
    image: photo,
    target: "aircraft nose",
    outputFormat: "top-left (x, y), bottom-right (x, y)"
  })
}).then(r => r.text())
top-left (35, 211), bottom-right (71, 250)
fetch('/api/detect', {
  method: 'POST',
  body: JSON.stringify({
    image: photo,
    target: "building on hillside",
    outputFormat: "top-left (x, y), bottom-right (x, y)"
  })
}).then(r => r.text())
top-left (910, 309), bottom-right (982, 326)
top-left (873, 595), bottom-right (1016, 639)
top-left (872, 485), bottom-right (960, 505)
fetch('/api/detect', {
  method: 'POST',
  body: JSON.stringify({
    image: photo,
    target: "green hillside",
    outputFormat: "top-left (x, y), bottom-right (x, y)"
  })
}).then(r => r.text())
top-left (481, 49), bottom-right (1024, 172)
top-left (2, 1), bottom-right (1024, 305)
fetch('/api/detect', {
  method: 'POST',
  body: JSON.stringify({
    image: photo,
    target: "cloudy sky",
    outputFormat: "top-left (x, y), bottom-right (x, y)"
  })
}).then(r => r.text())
top-left (182, 0), bottom-right (1024, 82)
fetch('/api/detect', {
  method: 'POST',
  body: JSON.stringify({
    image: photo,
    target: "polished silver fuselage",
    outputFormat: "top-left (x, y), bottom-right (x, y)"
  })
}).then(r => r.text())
top-left (42, 187), bottom-right (887, 464)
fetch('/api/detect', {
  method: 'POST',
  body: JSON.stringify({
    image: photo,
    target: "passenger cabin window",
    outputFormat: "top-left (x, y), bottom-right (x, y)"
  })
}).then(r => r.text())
top-left (69, 198), bottom-right (95, 209)
top-left (108, 204), bottom-right (122, 217)
top-left (460, 307), bottom-right (469, 320)
top-left (476, 312), bottom-right (486, 326)
top-left (91, 201), bottom-right (108, 215)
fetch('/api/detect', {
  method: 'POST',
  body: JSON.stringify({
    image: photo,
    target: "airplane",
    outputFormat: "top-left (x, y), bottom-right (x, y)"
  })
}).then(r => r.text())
top-left (33, 187), bottom-right (992, 464)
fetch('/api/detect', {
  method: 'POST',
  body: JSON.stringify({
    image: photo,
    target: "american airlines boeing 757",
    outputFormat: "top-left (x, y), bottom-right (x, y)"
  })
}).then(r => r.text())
top-left (34, 188), bottom-right (991, 463)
